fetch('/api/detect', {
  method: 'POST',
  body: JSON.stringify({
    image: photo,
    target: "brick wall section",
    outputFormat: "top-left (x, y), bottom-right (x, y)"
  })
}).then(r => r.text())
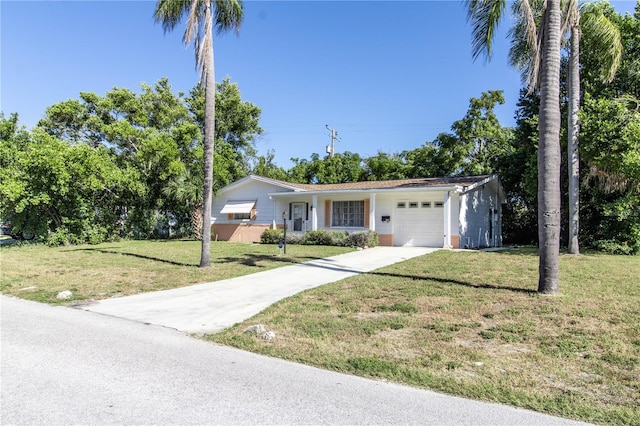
top-left (451, 235), bottom-right (460, 249)
top-left (211, 224), bottom-right (270, 243)
top-left (378, 234), bottom-right (394, 246)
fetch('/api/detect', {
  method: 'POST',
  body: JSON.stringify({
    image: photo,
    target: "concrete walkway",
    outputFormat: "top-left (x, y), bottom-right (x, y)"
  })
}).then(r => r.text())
top-left (81, 246), bottom-right (437, 334)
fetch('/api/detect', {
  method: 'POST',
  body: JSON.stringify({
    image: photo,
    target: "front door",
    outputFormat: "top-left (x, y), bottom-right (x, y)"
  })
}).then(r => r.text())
top-left (292, 202), bottom-right (306, 231)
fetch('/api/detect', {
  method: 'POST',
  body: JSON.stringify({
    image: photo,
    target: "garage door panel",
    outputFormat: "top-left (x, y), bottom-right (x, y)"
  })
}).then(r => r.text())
top-left (394, 208), bottom-right (443, 247)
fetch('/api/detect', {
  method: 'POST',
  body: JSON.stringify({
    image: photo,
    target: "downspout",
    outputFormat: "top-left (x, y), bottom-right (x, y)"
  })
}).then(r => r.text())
top-left (312, 195), bottom-right (318, 231)
top-left (269, 195), bottom-right (276, 229)
top-left (443, 191), bottom-right (452, 249)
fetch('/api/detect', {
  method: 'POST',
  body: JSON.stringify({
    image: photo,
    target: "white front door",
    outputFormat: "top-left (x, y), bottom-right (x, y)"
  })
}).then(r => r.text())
top-left (292, 202), bottom-right (306, 232)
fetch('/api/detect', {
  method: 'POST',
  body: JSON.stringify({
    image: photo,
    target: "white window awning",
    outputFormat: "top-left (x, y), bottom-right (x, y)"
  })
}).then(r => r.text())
top-left (220, 200), bottom-right (256, 214)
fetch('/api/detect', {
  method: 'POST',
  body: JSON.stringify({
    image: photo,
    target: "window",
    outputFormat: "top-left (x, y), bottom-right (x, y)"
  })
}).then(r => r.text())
top-left (434, 201), bottom-right (444, 208)
top-left (232, 213), bottom-right (251, 220)
top-left (221, 200), bottom-right (256, 221)
top-left (422, 202), bottom-right (431, 208)
top-left (332, 200), bottom-right (364, 227)
top-left (409, 202), bottom-right (419, 208)
top-left (397, 202), bottom-right (406, 208)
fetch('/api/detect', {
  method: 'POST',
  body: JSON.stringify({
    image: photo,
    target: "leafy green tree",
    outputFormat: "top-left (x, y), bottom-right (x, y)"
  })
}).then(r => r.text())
top-left (155, 0), bottom-right (244, 268)
top-left (468, 0), bottom-right (564, 294)
top-left (0, 122), bottom-right (141, 244)
top-left (288, 152), bottom-right (364, 184)
top-left (403, 133), bottom-right (467, 178)
top-left (186, 77), bottom-right (264, 186)
top-left (252, 150), bottom-right (288, 181)
top-left (362, 152), bottom-right (409, 181)
top-left (38, 79), bottom-right (201, 237)
top-left (402, 91), bottom-right (514, 179)
top-left (499, 90), bottom-right (540, 245)
top-left (450, 90), bottom-right (514, 176)
top-left (579, 95), bottom-right (640, 254)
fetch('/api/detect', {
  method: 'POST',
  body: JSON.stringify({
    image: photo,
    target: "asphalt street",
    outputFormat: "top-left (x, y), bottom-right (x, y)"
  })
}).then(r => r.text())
top-left (1, 295), bottom-right (588, 425)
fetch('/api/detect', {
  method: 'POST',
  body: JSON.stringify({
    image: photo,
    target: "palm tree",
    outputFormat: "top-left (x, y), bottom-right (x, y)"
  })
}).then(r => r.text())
top-left (566, 3), bottom-right (621, 255)
top-left (468, 0), bottom-right (564, 294)
top-left (163, 169), bottom-right (204, 240)
top-left (154, 0), bottom-right (243, 268)
top-left (509, 1), bottom-right (621, 256)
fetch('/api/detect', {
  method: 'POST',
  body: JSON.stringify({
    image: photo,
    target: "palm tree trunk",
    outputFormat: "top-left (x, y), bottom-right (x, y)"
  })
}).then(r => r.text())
top-left (537, 0), bottom-right (562, 294)
top-left (199, 0), bottom-right (214, 268)
top-left (191, 202), bottom-right (203, 240)
top-left (567, 25), bottom-right (580, 255)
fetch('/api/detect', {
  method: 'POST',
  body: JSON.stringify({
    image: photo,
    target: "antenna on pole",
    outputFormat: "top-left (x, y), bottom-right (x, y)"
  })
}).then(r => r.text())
top-left (325, 124), bottom-right (339, 158)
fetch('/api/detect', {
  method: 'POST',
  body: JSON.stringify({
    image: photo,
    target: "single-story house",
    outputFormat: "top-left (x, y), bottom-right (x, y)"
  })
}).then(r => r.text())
top-left (211, 174), bottom-right (505, 249)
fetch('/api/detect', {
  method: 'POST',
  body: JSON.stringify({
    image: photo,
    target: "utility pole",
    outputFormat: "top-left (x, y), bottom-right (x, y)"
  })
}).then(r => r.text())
top-left (325, 125), bottom-right (339, 157)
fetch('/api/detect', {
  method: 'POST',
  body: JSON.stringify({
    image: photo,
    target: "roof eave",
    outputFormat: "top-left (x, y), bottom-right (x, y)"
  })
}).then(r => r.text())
top-left (268, 185), bottom-right (462, 197)
top-left (220, 175), bottom-right (308, 193)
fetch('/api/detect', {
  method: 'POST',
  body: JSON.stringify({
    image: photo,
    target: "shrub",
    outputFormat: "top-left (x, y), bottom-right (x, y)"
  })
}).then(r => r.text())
top-left (344, 230), bottom-right (378, 248)
top-left (302, 230), bottom-right (347, 246)
top-left (260, 229), bottom-right (283, 244)
top-left (83, 225), bottom-right (108, 245)
top-left (260, 228), bottom-right (303, 245)
top-left (285, 233), bottom-right (303, 244)
top-left (260, 228), bottom-right (378, 248)
top-left (46, 227), bottom-right (79, 246)
top-left (592, 239), bottom-right (637, 255)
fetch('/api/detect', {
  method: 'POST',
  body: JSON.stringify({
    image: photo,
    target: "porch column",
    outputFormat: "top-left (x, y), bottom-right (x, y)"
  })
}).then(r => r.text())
top-left (443, 191), bottom-right (452, 248)
top-left (369, 193), bottom-right (376, 231)
top-left (311, 195), bottom-right (318, 231)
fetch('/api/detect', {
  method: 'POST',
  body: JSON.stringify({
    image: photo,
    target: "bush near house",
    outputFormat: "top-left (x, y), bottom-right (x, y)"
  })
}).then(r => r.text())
top-left (260, 229), bottom-right (378, 248)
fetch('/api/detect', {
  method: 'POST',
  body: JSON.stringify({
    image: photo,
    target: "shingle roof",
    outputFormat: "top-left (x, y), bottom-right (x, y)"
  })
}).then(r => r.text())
top-left (260, 175), bottom-right (495, 192)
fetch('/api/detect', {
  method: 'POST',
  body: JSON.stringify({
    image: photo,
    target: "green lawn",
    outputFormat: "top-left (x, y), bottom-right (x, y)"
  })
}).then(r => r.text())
top-left (0, 239), bottom-right (352, 304)
top-left (209, 248), bottom-right (640, 425)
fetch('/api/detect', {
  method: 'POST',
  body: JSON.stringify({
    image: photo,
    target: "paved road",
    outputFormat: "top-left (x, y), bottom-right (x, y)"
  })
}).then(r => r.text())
top-left (1, 296), bottom-right (587, 425)
top-left (81, 247), bottom-right (438, 334)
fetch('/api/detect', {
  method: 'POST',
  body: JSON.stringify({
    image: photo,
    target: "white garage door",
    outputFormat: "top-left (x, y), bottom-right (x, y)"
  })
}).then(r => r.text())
top-left (394, 201), bottom-right (443, 247)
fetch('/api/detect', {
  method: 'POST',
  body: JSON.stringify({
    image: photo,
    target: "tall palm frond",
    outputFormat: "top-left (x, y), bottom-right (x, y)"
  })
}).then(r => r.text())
top-left (508, 0), bottom-right (543, 92)
top-left (467, 0), bottom-right (508, 62)
top-left (580, 2), bottom-right (622, 82)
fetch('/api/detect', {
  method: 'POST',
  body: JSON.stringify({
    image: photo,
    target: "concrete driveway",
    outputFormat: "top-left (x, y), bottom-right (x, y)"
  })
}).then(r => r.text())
top-left (81, 247), bottom-right (437, 334)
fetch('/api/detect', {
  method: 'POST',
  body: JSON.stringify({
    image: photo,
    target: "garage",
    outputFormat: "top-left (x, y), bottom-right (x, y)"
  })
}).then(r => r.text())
top-left (393, 200), bottom-right (444, 247)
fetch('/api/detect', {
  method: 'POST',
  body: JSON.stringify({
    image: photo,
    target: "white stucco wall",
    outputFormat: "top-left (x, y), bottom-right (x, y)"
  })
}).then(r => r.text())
top-left (211, 180), bottom-right (282, 225)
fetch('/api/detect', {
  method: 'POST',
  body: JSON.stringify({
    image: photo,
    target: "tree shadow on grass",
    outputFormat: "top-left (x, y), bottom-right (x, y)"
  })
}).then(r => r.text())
top-left (69, 248), bottom-right (198, 267)
top-left (367, 271), bottom-right (537, 295)
top-left (68, 248), bottom-right (328, 268)
top-left (491, 246), bottom-right (539, 257)
top-left (217, 254), bottom-right (327, 268)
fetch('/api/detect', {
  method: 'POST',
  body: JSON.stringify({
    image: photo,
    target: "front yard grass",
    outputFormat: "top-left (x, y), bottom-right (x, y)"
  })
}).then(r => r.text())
top-left (0, 240), bottom-right (352, 304)
top-left (209, 248), bottom-right (640, 425)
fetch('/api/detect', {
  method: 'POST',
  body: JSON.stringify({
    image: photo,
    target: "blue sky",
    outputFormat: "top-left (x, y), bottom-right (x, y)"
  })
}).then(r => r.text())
top-left (1, 1), bottom-right (637, 168)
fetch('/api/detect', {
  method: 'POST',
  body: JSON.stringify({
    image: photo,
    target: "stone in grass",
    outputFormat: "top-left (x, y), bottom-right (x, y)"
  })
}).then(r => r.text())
top-left (244, 324), bottom-right (267, 335)
top-left (56, 290), bottom-right (73, 300)
top-left (262, 331), bottom-right (276, 341)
